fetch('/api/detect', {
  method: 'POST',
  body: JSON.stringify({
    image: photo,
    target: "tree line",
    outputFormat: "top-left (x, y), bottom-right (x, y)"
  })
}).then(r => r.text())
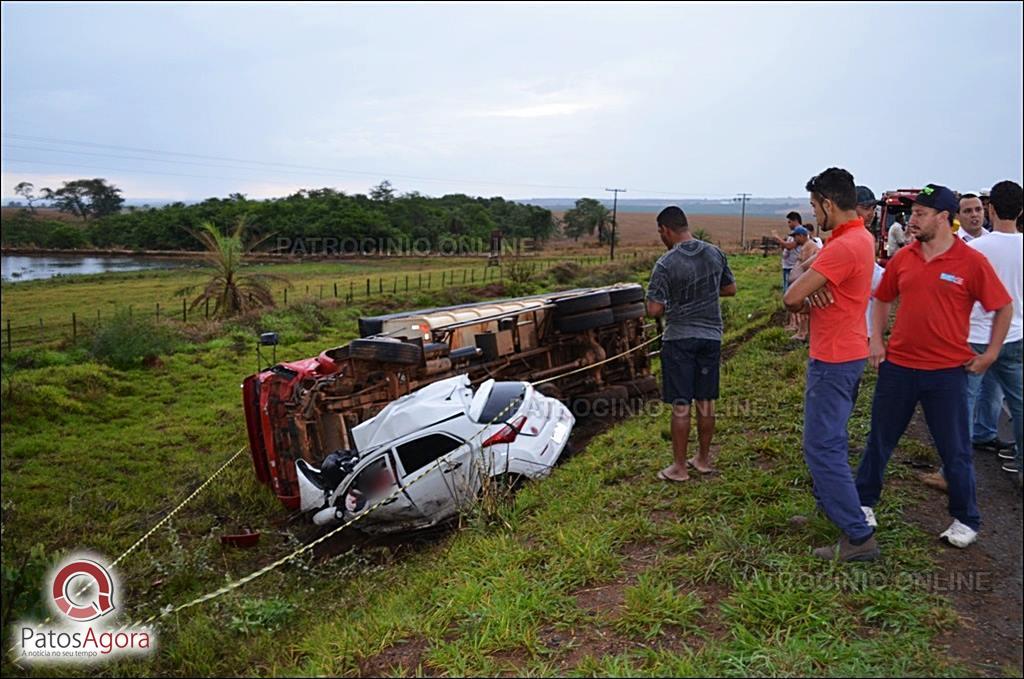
top-left (3, 179), bottom-right (621, 252)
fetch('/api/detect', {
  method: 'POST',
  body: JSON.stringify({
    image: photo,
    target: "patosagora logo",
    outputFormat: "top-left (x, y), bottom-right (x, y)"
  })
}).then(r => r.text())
top-left (51, 558), bottom-right (116, 622)
top-left (13, 552), bottom-right (155, 664)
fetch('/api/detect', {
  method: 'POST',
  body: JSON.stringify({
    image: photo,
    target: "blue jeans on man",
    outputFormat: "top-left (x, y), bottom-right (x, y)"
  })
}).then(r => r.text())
top-left (971, 372), bottom-right (1003, 444)
top-left (966, 340), bottom-right (1023, 471)
top-left (803, 358), bottom-right (873, 542)
top-left (856, 361), bottom-right (981, 531)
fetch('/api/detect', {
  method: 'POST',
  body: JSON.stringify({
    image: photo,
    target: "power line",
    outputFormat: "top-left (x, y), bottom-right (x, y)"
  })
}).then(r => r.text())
top-left (2, 133), bottom-right (603, 193)
top-left (605, 188), bottom-right (625, 260)
top-left (1, 132), bottom-right (740, 198)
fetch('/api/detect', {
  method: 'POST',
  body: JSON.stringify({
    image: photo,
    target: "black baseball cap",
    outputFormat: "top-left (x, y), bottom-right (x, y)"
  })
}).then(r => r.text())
top-left (855, 186), bottom-right (877, 206)
top-left (913, 184), bottom-right (958, 215)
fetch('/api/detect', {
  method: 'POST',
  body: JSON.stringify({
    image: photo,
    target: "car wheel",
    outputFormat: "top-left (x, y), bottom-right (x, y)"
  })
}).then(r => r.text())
top-left (608, 285), bottom-right (644, 306)
top-left (555, 308), bottom-right (615, 333)
top-left (350, 338), bottom-right (422, 365)
top-left (611, 301), bottom-right (645, 323)
top-left (553, 290), bottom-right (611, 316)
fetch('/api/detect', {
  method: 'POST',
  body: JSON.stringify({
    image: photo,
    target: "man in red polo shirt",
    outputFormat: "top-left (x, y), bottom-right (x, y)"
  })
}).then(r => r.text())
top-left (784, 167), bottom-right (878, 562)
top-left (856, 184), bottom-right (1012, 549)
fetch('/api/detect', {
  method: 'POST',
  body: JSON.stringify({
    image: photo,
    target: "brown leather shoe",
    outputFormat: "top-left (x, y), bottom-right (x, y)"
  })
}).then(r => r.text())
top-left (919, 471), bottom-right (948, 493)
top-left (813, 534), bottom-right (880, 562)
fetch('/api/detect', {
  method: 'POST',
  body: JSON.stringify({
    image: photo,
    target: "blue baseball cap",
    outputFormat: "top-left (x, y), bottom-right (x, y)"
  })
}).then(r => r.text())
top-left (855, 186), bottom-right (877, 206)
top-left (913, 184), bottom-right (958, 215)
top-left (790, 226), bottom-right (809, 236)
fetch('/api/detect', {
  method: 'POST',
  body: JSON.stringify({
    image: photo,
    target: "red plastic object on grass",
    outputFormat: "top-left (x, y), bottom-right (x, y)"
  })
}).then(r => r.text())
top-left (220, 529), bottom-right (261, 548)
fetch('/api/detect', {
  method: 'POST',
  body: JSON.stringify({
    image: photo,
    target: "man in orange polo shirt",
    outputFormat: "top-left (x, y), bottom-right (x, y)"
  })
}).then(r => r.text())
top-left (856, 184), bottom-right (1013, 549)
top-left (784, 167), bottom-right (878, 562)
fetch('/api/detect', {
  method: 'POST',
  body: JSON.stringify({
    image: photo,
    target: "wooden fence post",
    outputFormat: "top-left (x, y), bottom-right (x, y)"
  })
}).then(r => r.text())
top-left (72, 313), bottom-right (77, 342)
top-left (156, 303), bottom-right (160, 320)
top-left (334, 282), bottom-right (338, 298)
top-left (6, 319), bottom-right (11, 352)
top-left (181, 298), bottom-right (186, 322)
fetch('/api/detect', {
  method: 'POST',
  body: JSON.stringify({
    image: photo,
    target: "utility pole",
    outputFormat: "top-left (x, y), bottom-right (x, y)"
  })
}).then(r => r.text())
top-left (736, 192), bottom-right (752, 250)
top-left (605, 188), bottom-right (626, 260)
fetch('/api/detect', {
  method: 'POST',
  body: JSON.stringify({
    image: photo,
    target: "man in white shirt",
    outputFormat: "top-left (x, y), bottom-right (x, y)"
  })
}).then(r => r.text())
top-left (957, 193), bottom-right (990, 243)
top-left (854, 186), bottom-right (886, 337)
top-left (966, 181), bottom-right (1023, 477)
top-left (886, 213), bottom-right (908, 257)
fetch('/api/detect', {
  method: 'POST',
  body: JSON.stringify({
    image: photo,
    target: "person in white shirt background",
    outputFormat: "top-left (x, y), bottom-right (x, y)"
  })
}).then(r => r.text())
top-left (965, 180), bottom-right (1023, 479)
top-left (886, 212), bottom-right (908, 257)
top-left (853, 186), bottom-right (886, 337)
top-left (957, 193), bottom-right (990, 242)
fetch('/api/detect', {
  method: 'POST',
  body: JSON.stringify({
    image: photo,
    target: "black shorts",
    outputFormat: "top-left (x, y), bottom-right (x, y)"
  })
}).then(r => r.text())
top-left (661, 338), bottom-right (722, 405)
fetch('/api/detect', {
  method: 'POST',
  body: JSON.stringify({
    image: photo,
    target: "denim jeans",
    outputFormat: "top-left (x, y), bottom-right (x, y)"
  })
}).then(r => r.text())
top-left (782, 267), bottom-right (792, 293)
top-left (966, 340), bottom-right (1023, 470)
top-left (857, 361), bottom-right (980, 531)
top-left (970, 369), bottom-right (1003, 444)
top-left (803, 358), bottom-right (873, 541)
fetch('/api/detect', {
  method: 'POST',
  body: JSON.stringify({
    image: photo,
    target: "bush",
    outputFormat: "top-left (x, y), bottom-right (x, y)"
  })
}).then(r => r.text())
top-left (90, 309), bottom-right (180, 369)
top-left (549, 261), bottom-right (582, 284)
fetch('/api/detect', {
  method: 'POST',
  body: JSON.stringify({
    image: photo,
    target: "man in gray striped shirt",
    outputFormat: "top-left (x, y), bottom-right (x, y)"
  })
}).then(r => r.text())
top-left (646, 206), bottom-right (737, 483)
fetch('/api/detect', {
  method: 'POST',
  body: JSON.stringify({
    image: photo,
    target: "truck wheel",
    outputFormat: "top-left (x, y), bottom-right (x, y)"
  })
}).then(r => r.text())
top-left (553, 291), bottom-right (610, 316)
top-left (608, 285), bottom-right (644, 306)
top-left (611, 302), bottom-right (645, 323)
top-left (570, 385), bottom-right (630, 417)
top-left (625, 375), bottom-right (660, 397)
top-left (555, 308), bottom-right (615, 333)
top-left (350, 338), bottom-right (422, 365)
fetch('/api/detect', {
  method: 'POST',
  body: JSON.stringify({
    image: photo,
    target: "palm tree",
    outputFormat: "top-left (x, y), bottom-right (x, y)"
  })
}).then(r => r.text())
top-left (184, 218), bottom-right (287, 318)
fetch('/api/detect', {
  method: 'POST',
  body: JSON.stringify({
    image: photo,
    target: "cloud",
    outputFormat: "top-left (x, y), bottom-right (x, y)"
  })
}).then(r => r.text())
top-left (471, 100), bottom-right (600, 119)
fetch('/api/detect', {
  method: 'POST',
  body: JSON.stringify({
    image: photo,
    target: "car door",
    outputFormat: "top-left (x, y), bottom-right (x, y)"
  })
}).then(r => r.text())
top-left (393, 432), bottom-right (477, 522)
top-left (337, 452), bottom-right (420, 530)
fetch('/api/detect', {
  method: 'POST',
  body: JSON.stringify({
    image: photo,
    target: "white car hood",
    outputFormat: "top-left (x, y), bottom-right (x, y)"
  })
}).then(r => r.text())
top-left (351, 374), bottom-right (473, 453)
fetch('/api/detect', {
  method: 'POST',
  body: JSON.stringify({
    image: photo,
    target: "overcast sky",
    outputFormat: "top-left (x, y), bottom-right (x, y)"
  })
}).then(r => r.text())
top-left (2, 2), bottom-right (1022, 202)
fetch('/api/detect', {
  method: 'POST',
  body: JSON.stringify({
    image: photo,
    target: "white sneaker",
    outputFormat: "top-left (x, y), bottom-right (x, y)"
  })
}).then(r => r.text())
top-left (939, 519), bottom-right (978, 548)
top-left (861, 506), bottom-right (878, 529)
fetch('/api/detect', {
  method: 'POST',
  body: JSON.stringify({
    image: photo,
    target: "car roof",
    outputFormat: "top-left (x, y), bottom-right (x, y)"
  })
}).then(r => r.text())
top-left (351, 374), bottom-right (474, 453)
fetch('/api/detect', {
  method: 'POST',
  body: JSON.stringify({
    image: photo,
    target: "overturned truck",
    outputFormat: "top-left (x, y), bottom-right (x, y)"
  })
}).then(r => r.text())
top-left (243, 283), bottom-right (659, 511)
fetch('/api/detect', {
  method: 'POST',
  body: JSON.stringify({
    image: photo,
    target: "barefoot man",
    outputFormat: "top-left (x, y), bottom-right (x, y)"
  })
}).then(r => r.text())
top-left (646, 206), bottom-right (737, 482)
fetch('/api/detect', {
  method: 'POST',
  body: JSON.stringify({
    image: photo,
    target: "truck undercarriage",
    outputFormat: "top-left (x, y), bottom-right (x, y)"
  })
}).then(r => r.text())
top-left (243, 284), bottom-right (658, 509)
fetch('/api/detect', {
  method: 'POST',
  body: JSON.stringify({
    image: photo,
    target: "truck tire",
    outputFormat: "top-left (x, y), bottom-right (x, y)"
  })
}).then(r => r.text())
top-left (553, 291), bottom-right (610, 316)
top-left (350, 338), bottom-right (422, 365)
top-left (555, 308), bottom-right (615, 334)
top-left (570, 385), bottom-right (630, 417)
top-left (608, 285), bottom-right (644, 306)
top-left (611, 302), bottom-right (645, 323)
top-left (625, 375), bottom-right (660, 397)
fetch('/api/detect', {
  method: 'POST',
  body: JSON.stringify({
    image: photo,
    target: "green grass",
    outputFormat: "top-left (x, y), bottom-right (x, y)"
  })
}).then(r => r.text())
top-left (1, 254), bottom-right (970, 677)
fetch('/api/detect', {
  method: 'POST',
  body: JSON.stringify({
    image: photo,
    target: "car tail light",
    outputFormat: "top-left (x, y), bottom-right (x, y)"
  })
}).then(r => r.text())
top-left (482, 416), bottom-right (527, 447)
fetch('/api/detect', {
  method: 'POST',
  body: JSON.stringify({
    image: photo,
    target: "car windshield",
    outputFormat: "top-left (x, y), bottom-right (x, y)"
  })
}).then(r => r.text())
top-left (475, 383), bottom-right (526, 423)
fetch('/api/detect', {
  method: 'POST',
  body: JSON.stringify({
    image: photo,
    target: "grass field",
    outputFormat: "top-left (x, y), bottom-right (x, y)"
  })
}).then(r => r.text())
top-left (0, 254), bottom-right (976, 677)
top-left (1, 252), bottom-right (645, 349)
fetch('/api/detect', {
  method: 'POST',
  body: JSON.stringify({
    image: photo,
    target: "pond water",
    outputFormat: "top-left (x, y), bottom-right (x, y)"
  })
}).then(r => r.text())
top-left (1, 254), bottom-right (204, 282)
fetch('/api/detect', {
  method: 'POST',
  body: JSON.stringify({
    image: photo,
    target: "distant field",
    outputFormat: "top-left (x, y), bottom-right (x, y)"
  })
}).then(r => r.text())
top-left (552, 212), bottom-right (789, 248)
top-left (1, 207), bottom-right (84, 222)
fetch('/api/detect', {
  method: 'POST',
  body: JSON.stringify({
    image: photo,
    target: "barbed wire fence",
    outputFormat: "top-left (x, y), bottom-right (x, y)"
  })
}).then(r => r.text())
top-left (2, 252), bottom-right (642, 354)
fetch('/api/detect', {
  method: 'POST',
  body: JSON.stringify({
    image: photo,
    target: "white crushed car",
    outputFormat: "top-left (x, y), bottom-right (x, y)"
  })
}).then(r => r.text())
top-left (295, 374), bottom-right (574, 533)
